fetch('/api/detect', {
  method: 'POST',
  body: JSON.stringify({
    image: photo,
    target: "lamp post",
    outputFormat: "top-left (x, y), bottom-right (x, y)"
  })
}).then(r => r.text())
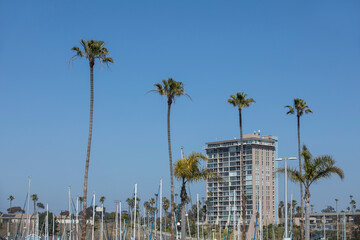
top-left (276, 157), bottom-right (296, 240)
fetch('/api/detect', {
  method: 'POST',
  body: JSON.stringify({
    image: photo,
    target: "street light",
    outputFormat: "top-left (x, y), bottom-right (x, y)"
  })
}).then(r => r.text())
top-left (276, 157), bottom-right (296, 240)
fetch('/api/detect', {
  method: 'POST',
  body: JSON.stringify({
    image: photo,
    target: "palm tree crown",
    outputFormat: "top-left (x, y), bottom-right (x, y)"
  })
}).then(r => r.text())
top-left (151, 78), bottom-right (190, 105)
top-left (227, 92), bottom-right (255, 111)
top-left (284, 146), bottom-right (344, 193)
top-left (174, 152), bottom-right (216, 184)
top-left (285, 98), bottom-right (313, 117)
top-left (71, 40), bottom-right (114, 67)
top-left (100, 196), bottom-right (106, 204)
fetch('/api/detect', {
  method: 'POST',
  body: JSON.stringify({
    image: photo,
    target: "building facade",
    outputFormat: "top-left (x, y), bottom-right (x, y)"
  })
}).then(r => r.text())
top-left (205, 132), bottom-right (278, 227)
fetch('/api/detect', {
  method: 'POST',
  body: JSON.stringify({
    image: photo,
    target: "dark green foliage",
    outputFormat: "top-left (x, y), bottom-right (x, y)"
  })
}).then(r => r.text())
top-left (321, 205), bottom-right (336, 213)
top-left (7, 206), bottom-right (25, 213)
top-left (39, 211), bottom-right (58, 235)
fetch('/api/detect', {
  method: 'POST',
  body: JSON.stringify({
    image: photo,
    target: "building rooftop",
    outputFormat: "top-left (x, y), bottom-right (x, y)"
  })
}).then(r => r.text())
top-left (205, 132), bottom-right (276, 147)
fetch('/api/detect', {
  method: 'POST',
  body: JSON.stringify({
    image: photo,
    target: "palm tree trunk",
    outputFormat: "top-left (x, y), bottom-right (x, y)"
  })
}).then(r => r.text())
top-left (298, 115), bottom-right (304, 240)
top-left (181, 203), bottom-right (186, 240)
top-left (180, 180), bottom-right (187, 240)
top-left (82, 63), bottom-right (94, 240)
top-left (239, 109), bottom-right (246, 240)
top-left (167, 101), bottom-right (175, 240)
top-left (304, 192), bottom-right (310, 240)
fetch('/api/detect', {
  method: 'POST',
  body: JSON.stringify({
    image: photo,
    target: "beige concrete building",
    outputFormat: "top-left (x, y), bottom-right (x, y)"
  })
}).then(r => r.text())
top-left (205, 132), bottom-right (278, 227)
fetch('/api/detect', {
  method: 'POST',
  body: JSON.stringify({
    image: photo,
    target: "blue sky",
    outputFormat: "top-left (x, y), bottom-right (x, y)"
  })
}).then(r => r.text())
top-left (1, 0), bottom-right (359, 213)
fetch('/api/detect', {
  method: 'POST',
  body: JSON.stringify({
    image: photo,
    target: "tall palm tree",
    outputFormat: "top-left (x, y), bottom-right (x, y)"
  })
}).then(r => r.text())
top-left (278, 201), bottom-right (284, 218)
top-left (350, 199), bottom-right (356, 213)
top-left (291, 200), bottom-right (297, 218)
top-left (285, 98), bottom-right (313, 238)
top-left (79, 197), bottom-right (84, 213)
top-left (227, 92), bottom-right (255, 240)
top-left (100, 196), bottom-right (106, 205)
top-left (163, 197), bottom-right (170, 232)
top-left (174, 152), bottom-right (217, 240)
top-left (7, 195), bottom-right (15, 235)
top-left (8, 195), bottom-right (14, 210)
top-left (99, 196), bottom-right (106, 240)
top-left (149, 198), bottom-right (156, 208)
top-left (335, 198), bottom-right (339, 212)
top-left (149, 78), bottom-right (189, 240)
top-left (31, 194), bottom-right (39, 214)
top-left (280, 145), bottom-right (344, 240)
top-left (126, 197), bottom-right (134, 209)
top-left (71, 39), bottom-right (114, 240)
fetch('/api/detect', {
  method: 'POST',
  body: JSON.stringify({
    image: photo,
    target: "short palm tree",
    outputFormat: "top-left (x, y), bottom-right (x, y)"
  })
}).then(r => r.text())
top-left (174, 152), bottom-right (217, 240)
top-left (100, 196), bottom-right (106, 205)
top-left (79, 197), bottom-right (84, 213)
top-left (126, 197), bottom-right (134, 209)
top-left (99, 196), bottom-right (106, 240)
top-left (279, 145), bottom-right (344, 240)
top-left (350, 199), bottom-right (356, 213)
top-left (71, 39), bottom-right (114, 240)
top-left (285, 98), bottom-right (313, 238)
top-left (31, 194), bottom-right (39, 214)
top-left (8, 195), bottom-right (14, 211)
top-left (335, 198), bottom-right (339, 212)
top-left (278, 201), bottom-right (284, 218)
top-left (163, 197), bottom-right (170, 232)
top-left (149, 78), bottom-right (189, 240)
top-left (149, 198), bottom-right (155, 208)
top-left (228, 92), bottom-right (255, 240)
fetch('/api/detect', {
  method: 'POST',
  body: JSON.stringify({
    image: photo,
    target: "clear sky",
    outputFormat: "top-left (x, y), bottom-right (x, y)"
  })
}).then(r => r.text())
top-left (1, 0), bottom-right (359, 214)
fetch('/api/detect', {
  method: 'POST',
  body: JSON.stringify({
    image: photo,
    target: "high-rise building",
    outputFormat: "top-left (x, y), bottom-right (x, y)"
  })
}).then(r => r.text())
top-left (205, 132), bottom-right (278, 228)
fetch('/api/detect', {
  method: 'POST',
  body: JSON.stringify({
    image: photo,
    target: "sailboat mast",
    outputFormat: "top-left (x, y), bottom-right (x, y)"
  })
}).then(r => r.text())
top-left (69, 187), bottom-right (72, 240)
top-left (116, 201), bottom-right (118, 240)
top-left (160, 178), bottom-right (163, 240)
top-left (26, 176), bottom-right (31, 237)
top-left (36, 211), bottom-right (39, 237)
top-left (120, 201), bottom-right (122, 240)
top-left (100, 201), bottom-right (104, 240)
top-left (134, 183), bottom-right (138, 240)
top-left (76, 197), bottom-right (79, 240)
top-left (197, 193), bottom-right (199, 240)
top-left (53, 214), bottom-right (55, 240)
top-left (46, 203), bottom-right (49, 240)
top-left (92, 192), bottom-right (95, 240)
top-left (259, 199), bottom-right (262, 240)
top-left (233, 190), bottom-right (236, 240)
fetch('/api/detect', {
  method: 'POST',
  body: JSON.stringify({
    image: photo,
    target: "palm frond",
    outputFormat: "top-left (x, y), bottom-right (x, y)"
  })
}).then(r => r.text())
top-left (80, 39), bottom-right (88, 55)
top-left (285, 105), bottom-right (294, 115)
top-left (278, 167), bottom-right (304, 184)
